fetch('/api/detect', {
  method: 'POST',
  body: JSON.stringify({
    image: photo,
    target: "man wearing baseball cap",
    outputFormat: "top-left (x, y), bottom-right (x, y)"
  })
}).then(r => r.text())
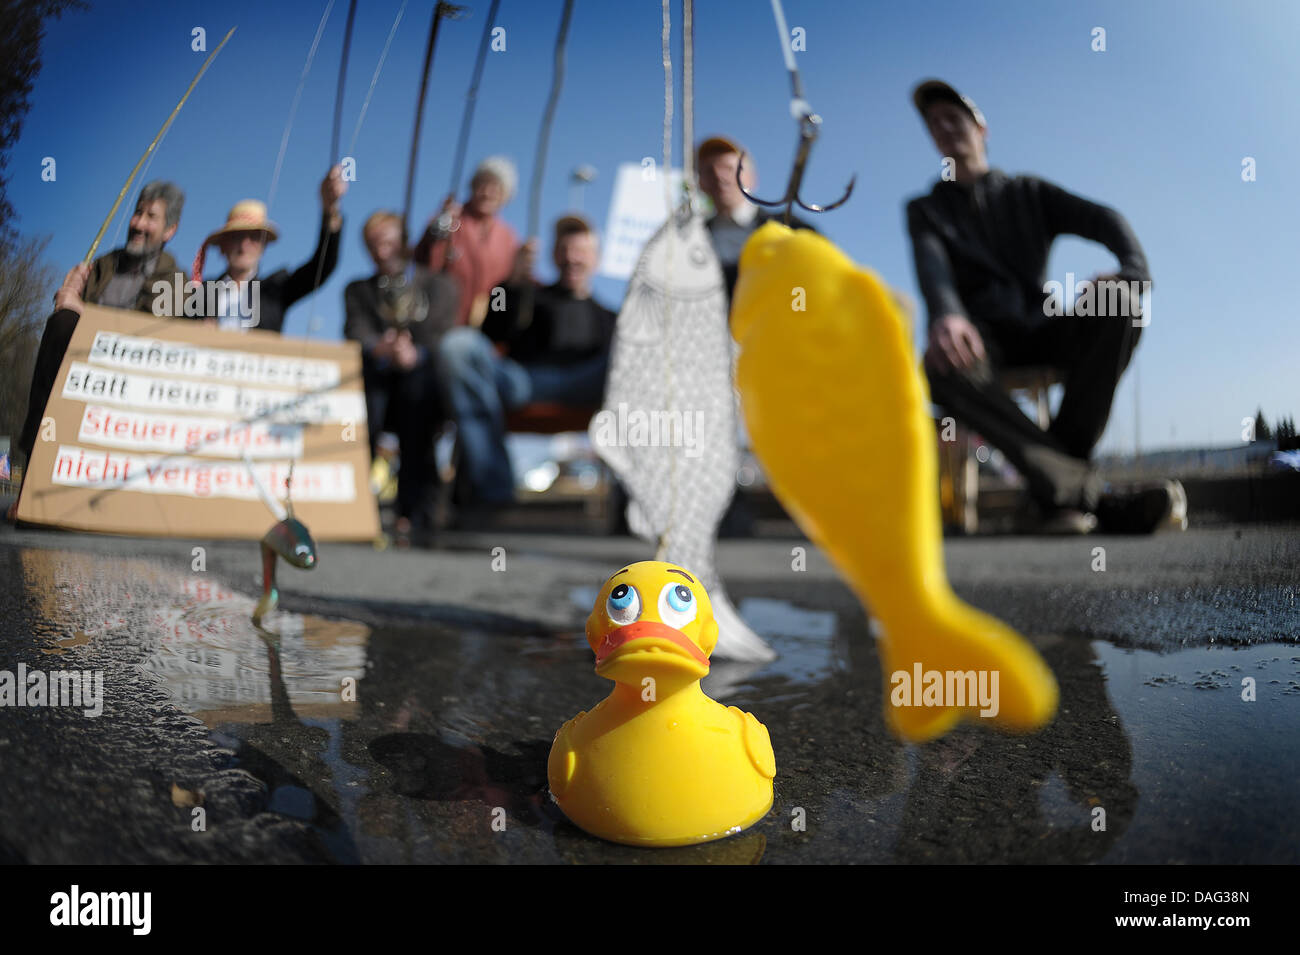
top-left (906, 79), bottom-right (1183, 534)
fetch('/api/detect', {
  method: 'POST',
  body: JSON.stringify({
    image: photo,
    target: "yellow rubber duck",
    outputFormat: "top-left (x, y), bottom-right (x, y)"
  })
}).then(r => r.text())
top-left (548, 561), bottom-right (775, 847)
top-left (731, 222), bottom-right (1058, 743)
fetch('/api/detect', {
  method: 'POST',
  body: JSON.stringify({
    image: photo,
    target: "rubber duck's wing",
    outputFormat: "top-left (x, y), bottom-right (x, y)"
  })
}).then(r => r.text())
top-left (730, 706), bottom-right (776, 780)
top-left (547, 712), bottom-right (585, 799)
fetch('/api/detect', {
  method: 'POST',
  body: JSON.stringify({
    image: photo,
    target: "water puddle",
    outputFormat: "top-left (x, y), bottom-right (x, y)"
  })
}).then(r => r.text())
top-left (1087, 640), bottom-right (1300, 862)
top-left (12, 544), bottom-right (1297, 863)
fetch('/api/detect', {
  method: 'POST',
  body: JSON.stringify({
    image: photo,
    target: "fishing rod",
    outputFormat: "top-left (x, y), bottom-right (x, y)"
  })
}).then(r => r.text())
top-left (329, 0), bottom-right (359, 165)
top-left (448, 0), bottom-right (503, 199)
top-left (517, 0), bottom-right (576, 330)
top-left (85, 27), bottom-right (237, 263)
top-left (403, 2), bottom-right (466, 237)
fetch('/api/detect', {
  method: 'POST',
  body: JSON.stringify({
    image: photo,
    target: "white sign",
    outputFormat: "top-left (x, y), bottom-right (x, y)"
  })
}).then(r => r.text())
top-left (49, 444), bottom-right (355, 502)
top-left (77, 405), bottom-right (303, 458)
top-left (61, 362), bottom-right (366, 423)
top-left (599, 162), bottom-right (687, 280)
top-left (88, 331), bottom-right (340, 389)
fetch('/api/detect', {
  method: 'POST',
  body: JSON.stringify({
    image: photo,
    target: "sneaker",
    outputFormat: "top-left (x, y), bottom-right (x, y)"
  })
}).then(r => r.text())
top-left (1096, 479), bottom-right (1186, 534)
top-left (1015, 501), bottom-right (1097, 535)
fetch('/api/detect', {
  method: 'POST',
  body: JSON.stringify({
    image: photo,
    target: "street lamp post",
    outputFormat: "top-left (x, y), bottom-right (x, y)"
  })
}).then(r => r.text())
top-left (569, 164), bottom-right (597, 211)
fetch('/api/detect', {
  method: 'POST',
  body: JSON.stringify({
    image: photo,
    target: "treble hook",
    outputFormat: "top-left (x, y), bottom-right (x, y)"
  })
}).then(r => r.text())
top-left (735, 0), bottom-right (855, 225)
top-left (737, 104), bottom-right (856, 225)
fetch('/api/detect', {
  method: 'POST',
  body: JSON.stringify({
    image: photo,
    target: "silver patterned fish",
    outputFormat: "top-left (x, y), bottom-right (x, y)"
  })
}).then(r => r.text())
top-left (591, 202), bottom-right (775, 662)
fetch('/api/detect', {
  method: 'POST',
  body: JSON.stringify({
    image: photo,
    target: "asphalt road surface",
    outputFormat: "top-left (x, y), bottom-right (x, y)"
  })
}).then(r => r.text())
top-left (1, 520), bottom-right (1296, 863)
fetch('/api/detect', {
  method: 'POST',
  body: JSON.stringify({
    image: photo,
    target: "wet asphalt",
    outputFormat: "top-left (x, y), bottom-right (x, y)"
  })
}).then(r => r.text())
top-left (0, 518), bottom-right (1296, 864)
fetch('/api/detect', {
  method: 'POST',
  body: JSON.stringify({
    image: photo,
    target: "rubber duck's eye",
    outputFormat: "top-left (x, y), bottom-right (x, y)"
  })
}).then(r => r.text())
top-left (658, 582), bottom-right (697, 627)
top-left (606, 584), bottom-right (641, 625)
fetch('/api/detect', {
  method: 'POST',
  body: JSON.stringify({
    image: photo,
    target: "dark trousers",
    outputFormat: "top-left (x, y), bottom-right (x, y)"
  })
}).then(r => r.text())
top-left (926, 304), bottom-right (1142, 512)
top-left (363, 356), bottom-right (444, 530)
top-left (18, 309), bottom-right (79, 463)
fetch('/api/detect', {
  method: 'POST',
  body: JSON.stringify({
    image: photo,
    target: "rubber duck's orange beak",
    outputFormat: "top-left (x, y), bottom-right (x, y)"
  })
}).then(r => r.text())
top-left (594, 620), bottom-right (711, 673)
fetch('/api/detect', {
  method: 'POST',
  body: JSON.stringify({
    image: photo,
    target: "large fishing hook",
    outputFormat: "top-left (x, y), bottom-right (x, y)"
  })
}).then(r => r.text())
top-left (735, 0), bottom-right (854, 224)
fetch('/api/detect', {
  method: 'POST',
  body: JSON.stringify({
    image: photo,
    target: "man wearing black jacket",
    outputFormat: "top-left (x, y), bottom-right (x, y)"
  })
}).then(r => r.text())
top-left (907, 79), bottom-right (1181, 533)
top-left (189, 166), bottom-right (345, 333)
top-left (344, 211), bottom-right (458, 545)
top-left (437, 215), bottom-right (616, 506)
top-left (16, 181), bottom-right (185, 467)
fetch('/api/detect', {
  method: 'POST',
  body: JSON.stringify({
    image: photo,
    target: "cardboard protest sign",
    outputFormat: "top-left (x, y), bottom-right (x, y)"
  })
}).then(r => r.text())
top-left (16, 304), bottom-right (380, 541)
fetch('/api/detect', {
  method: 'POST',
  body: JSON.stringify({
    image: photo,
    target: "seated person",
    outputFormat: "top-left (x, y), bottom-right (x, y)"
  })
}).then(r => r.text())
top-left (906, 79), bottom-right (1181, 534)
top-left (437, 214), bottom-right (615, 508)
top-left (16, 180), bottom-right (184, 468)
top-left (413, 156), bottom-right (521, 328)
top-left (190, 166), bottom-right (346, 332)
top-left (344, 211), bottom-right (459, 546)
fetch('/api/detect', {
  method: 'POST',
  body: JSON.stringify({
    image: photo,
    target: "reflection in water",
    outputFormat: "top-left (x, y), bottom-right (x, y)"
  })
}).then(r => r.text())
top-left (24, 545), bottom-right (1292, 862)
top-left (19, 547), bottom-right (370, 862)
top-left (892, 636), bottom-right (1137, 863)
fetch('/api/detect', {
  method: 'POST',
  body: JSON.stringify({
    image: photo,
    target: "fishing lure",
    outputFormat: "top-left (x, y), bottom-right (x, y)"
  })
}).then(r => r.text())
top-left (731, 223), bottom-right (1059, 741)
top-left (252, 510), bottom-right (317, 626)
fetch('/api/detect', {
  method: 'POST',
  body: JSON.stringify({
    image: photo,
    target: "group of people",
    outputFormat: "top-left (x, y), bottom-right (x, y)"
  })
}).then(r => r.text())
top-left (14, 156), bottom-right (618, 545)
top-left (13, 77), bottom-right (1182, 542)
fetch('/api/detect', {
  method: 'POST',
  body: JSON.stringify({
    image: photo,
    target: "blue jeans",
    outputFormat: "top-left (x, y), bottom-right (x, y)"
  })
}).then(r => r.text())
top-left (436, 326), bottom-right (609, 504)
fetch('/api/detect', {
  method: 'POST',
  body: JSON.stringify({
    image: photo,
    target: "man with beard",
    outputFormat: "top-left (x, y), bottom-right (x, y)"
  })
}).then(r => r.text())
top-left (15, 181), bottom-right (185, 468)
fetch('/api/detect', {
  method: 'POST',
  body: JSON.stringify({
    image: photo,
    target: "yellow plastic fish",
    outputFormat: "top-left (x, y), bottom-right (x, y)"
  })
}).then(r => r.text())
top-left (731, 222), bottom-right (1057, 742)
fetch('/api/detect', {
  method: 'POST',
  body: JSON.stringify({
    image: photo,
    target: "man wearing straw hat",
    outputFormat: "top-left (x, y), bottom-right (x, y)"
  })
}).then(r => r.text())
top-left (190, 165), bottom-right (347, 333)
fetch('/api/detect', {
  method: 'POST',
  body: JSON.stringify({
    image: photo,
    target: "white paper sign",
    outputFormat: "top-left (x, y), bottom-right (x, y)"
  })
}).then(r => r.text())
top-left (87, 331), bottom-right (340, 389)
top-left (50, 444), bottom-right (355, 502)
top-left (76, 405), bottom-right (303, 458)
top-left (61, 362), bottom-right (366, 423)
top-left (599, 162), bottom-right (687, 280)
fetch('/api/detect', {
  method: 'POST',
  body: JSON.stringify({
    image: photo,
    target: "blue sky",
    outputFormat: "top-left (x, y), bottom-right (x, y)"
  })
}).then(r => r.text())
top-left (11, 0), bottom-right (1299, 452)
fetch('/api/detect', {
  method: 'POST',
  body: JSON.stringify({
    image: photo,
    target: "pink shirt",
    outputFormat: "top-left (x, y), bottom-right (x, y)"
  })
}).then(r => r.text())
top-left (421, 210), bottom-right (520, 327)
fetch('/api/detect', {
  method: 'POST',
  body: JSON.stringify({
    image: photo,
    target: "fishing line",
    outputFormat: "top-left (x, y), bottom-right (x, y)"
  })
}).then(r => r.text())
top-left (765, 0), bottom-right (811, 123)
top-left (659, 0), bottom-right (676, 557)
top-left (267, 0), bottom-right (335, 213)
top-left (660, 0), bottom-right (673, 220)
top-left (682, 0), bottom-right (694, 201)
top-left (347, 0), bottom-right (408, 157)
